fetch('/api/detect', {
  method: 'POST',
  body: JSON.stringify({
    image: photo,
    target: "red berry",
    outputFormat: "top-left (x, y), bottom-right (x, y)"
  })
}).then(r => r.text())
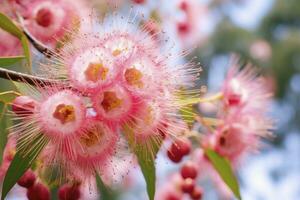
top-left (171, 139), bottom-right (191, 157)
top-left (165, 192), bottom-right (181, 200)
top-left (132, 0), bottom-right (145, 4)
top-left (177, 22), bottom-right (190, 35)
top-left (58, 183), bottom-right (81, 200)
top-left (17, 170), bottom-right (36, 188)
top-left (181, 178), bottom-right (195, 194)
top-left (190, 186), bottom-right (203, 200)
top-left (167, 149), bottom-right (182, 163)
top-left (180, 161), bottom-right (198, 179)
top-left (27, 182), bottom-right (50, 200)
top-left (36, 8), bottom-right (53, 27)
top-left (179, 1), bottom-right (188, 11)
top-left (12, 96), bottom-right (36, 115)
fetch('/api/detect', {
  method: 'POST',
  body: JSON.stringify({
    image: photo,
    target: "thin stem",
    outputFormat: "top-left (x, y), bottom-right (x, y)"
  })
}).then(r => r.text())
top-left (177, 92), bottom-right (224, 106)
top-left (0, 67), bottom-right (59, 86)
top-left (16, 12), bottom-right (55, 58)
top-left (194, 115), bottom-right (215, 133)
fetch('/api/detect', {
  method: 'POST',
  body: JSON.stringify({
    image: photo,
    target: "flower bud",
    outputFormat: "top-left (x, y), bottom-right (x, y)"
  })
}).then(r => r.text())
top-left (180, 161), bottom-right (198, 179)
top-left (27, 182), bottom-right (50, 200)
top-left (17, 170), bottom-right (36, 188)
top-left (58, 183), bottom-right (81, 200)
top-left (12, 96), bottom-right (36, 115)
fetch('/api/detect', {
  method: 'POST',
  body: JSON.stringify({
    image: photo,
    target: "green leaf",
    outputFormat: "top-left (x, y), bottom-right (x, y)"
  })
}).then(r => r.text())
top-left (0, 91), bottom-right (19, 103)
top-left (204, 148), bottom-right (242, 200)
top-left (123, 125), bottom-right (162, 200)
top-left (0, 12), bottom-right (32, 69)
top-left (1, 134), bottom-right (47, 200)
top-left (0, 56), bottom-right (25, 66)
top-left (0, 103), bottom-right (11, 165)
top-left (20, 35), bottom-right (31, 68)
top-left (135, 143), bottom-right (157, 200)
top-left (0, 12), bottom-right (23, 38)
top-left (95, 172), bottom-right (117, 200)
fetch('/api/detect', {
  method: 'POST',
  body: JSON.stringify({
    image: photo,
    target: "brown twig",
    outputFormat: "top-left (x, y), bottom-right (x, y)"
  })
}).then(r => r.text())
top-left (0, 67), bottom-right (59, 86)
top-left (16, 12), bottom-right (55, 58)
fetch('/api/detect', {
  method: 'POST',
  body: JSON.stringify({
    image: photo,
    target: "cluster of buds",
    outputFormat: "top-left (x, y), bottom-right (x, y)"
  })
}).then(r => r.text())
top-left (17, 169), bottom-right (81, 200)
top-left (17, 170), bottom-right (50, 200)
top-left (156, 161), bottom-right (203, 200)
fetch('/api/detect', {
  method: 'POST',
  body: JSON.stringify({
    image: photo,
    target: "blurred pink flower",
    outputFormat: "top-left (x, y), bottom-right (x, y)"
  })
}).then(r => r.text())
top-left (250, 39), bottom-right (272, 61)
top-left (221, 60), bottom-right (272, 117)
top-left (10, 0), bottom-right (91, 48)
top-left (175, 0), bottom-right (210, 48)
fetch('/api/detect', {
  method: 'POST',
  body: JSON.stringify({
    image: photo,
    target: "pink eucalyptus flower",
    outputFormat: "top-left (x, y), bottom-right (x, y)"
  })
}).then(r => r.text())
top-left (175, 0), bottom-right (210, 48)
top-left (10, 0), bottom-right (91, 48)
top-left (213, 123), bottom-right (259, 163)
top-left (9, 85), bottom-right (89, 163)
top-left (7, 11), bottom-right (200, 186)
top-left (250, 39), bottom-right (272, 61)
top-left (222, 59), bottom-right (272, 117)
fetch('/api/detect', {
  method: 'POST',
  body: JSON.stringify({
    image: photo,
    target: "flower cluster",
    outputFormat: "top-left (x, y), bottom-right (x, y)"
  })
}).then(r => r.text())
top-left (0, 1), bottom-right (275, 199)
top-left (161, 58), bottom-right (273, 199)
top-left (10, 13), bottom-right (199, 188)
top-left (211, 60), bottom-right (273, 165)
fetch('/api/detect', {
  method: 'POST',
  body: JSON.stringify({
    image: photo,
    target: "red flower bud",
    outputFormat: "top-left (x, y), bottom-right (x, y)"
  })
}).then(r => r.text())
top-left (12, 96), bottom-right (36, 115)
top-left (190, 186), bottom-right (203, 200)
top-left (17, 170), bottom-right (36, 188)
top-left (27, 182), bottom-right (50, 200)
top-left (58, 183), bottom-right (81, 200)
top-left (180, 161), bottom-right (198, 179)
top-left (181, 178), bottom-right (195, 194)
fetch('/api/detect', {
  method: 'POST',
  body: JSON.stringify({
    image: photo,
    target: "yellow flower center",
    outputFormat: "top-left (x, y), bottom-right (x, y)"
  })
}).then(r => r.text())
top-left (80, 128), bottom-right (104, 147)
top-left (84, 62), bottom-right (109, 82)
top-left (112, 49), bottom-right (122, 56)
top-left (101, 91), bottom-right (123, 112)
top-left (53, 104), bottom-right (76, 124)
top-left (125, 68), bottom-right (144, 88)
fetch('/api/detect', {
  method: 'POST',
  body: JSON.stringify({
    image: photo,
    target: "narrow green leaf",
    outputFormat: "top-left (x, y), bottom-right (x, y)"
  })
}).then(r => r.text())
top-left (0, 103), bottom-right (11, 165)
top-left (123, 125), bottom-right (162, 200)
top-left (0, 12), bottom-right (23, 38)
top-left (135, 144), bottom-right (157, 200)
top-left (20, 35), bottom-right (31, 69)
top-left (95, 172), bottom-right (117, 200)
top-left (204, 149), bottom-right (242, 200)
top-left (0, 13), bottom-right (32, 69)
top-left (1, 134), bottom-right (47, 200)
top-left (0, 56), bottom-right (25, 66)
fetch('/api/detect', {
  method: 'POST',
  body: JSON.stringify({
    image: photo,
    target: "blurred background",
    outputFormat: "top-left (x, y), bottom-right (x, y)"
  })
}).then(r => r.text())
top-left (120, 0), bottom-right (300, 199)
